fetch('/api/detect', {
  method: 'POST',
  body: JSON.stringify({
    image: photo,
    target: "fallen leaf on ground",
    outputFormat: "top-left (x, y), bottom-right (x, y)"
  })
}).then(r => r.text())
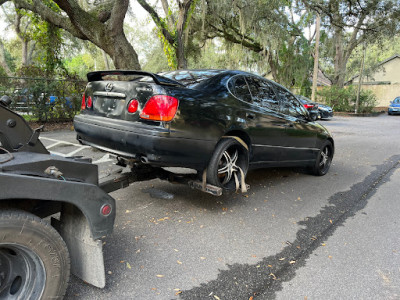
top-left (290, 260), bottom-right (296, 264)
top-left (214, 296), bottom-right (221, 300)
top-left (156, 274), bottom-right (164, 278)
top-left (269, 273), bottom-right (277, 280)
top-left (177, 260), bottom-right (182, 264)
top-left (279, 257), bottom-right (285, 261)
top-left (126, 262), bottom-right (131, 269)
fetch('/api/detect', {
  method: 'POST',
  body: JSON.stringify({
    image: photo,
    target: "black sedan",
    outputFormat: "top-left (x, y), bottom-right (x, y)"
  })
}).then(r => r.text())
top-left (297, 95), bottom-right (333, 120)
top-left (74, 70), bottom-right (334, 191)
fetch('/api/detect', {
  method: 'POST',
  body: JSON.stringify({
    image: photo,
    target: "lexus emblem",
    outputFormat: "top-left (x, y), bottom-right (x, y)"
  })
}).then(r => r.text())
top-left (105, 83), bottom-right (113, 92)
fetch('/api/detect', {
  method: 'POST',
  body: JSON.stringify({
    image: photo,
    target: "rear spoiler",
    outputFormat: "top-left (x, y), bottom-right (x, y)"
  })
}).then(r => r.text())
top-left (87, 70), bottom-right (184, 87)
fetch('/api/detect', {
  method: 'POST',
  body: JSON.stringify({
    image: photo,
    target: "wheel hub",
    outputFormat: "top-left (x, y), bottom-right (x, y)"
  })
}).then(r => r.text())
top-left (218, 149), bottom-right (239, 184)
top-left (319, 147), bottom-right (329, 167)
top-left (0, 245), bottom-right (46, 300)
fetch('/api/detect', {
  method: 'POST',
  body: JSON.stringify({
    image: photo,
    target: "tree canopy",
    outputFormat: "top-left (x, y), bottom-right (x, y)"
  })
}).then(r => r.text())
top-left (0, 0), bottom-right (399, 92)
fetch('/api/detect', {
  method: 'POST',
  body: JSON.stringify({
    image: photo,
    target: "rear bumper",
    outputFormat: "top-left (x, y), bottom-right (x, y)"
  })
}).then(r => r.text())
top-left (74, 114), bottom-right (216, 170)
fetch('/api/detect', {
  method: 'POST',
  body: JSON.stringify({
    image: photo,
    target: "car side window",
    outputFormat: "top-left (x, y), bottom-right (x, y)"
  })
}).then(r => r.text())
top-left (228, 75), bottom-right (252, 103)
top-left (275, 86), bottom-right (307, 118)
top-left (246, 76), bottom-right (280, 111)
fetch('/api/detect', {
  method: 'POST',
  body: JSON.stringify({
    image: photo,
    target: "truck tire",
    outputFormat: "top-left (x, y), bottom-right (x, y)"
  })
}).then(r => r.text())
top-left (0, 210), bottom-right (70, 300)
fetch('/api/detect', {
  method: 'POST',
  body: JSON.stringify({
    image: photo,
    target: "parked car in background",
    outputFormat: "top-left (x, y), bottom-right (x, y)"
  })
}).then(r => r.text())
top-left (297, 95), bottom-right (319, 120)
top-left (388, 97), bottom-right (400, 115)
top-left (74, 69), bottom-right (334, 191)
top-left (49, 95), bottom-right (73, 108)
top-left (297, 95), bottom-right (333, 120)
top-left (316, 102), bottom-right (334, 119)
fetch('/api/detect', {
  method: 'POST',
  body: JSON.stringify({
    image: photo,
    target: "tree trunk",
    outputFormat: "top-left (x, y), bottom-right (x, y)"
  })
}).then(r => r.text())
top-left (11, 0), bottom-right (141, 70)
top-left (102, 33), bottom-right (139, 69)
top-left (0, 39), bottom-right (12, 75)
top-left (176, 6), bottom-right (188, 69)
top-left (332, 26), bottom-right (346, 87)
top-left (102, 50), bottom-right (110, 69)
top-left (311, 14), bottom-right (320, 101)
top-left (138, 0), bottom-right (193, 70)
top-left (21, 40), bottom-right (28, 66)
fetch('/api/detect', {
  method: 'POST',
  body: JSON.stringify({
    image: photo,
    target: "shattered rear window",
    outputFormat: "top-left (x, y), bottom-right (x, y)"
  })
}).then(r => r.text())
top-left (159, 70), bottom-right (225, 87)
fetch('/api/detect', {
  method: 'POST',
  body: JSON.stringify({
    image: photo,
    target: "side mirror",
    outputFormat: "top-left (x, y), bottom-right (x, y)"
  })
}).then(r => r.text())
top-left (0, 95), bottom-right (11, 107)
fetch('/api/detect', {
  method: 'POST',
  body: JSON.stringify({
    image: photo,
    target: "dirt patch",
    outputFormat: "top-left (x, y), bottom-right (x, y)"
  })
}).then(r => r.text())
top-left (333, 111), bottom-right (385, 117)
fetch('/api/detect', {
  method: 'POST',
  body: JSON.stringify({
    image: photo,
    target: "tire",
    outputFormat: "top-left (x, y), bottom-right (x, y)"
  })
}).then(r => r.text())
top-left (311, 140), bottom-right (333, 176)
top-left (206, 137), bottom-right (249, 190)
top-left (0, 210), bottom-right (70, 300)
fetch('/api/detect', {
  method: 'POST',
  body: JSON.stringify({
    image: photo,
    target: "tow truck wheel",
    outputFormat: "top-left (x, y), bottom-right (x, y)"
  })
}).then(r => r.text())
top-left (0, 210), bottom-right (70, 300)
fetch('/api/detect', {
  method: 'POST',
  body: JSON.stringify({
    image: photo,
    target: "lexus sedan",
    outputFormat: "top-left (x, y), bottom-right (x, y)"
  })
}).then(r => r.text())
top-left (388, 97), bottom-right (400, 115)
top-left (74, 70), bottom-right (334, 191)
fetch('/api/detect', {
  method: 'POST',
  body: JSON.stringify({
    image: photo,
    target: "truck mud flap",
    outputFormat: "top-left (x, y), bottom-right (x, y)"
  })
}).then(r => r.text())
top-left (52, 204), bottom-right (106, 288)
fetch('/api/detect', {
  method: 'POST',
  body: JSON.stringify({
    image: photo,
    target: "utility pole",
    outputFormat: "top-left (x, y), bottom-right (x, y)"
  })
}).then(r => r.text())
top-left (355, 43), bottom-right (366, 114)
top-left (311, 13), bottom-right (321, 102)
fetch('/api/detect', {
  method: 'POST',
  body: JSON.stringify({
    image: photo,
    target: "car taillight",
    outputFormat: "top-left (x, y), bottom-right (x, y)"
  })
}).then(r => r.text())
top-left (140, 95), bottom-right (178, 121)
top-left (127, 99), bottom-right (139, 113)
top-left (304, 104), bottom-right (314, 109)
top-left (81, 94), bottom-right (86, 110)
top-left (87, 96), bottom-right (93, 108)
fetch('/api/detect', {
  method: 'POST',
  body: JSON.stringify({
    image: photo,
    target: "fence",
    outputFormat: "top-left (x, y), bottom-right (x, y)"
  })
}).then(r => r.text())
top-left (0, 76), bottom-right (86, 122)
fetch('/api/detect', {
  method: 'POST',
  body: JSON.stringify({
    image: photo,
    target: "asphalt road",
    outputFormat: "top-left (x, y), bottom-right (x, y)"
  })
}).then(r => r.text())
top-left (40, 114), bottom-right (400, 300)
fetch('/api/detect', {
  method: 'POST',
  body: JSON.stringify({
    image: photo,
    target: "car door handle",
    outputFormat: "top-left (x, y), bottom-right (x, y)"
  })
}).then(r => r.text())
top-left (246, 113), bottom-right (256, 119)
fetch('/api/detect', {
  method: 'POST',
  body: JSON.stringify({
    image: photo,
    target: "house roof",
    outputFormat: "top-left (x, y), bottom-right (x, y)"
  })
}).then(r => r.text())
top-left (346, 54), bottom-right (400, 84)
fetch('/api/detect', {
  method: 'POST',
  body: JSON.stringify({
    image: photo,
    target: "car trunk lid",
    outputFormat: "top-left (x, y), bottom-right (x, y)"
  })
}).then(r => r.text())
top-left (82, 71), bottom-right (183, 122)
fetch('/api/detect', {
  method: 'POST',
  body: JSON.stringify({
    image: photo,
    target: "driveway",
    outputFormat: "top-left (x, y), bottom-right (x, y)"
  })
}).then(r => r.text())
top-left (40, 115), bottom-right (400, 299)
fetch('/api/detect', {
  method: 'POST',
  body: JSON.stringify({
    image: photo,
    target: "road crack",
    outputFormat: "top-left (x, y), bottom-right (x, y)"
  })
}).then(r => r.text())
top-left (180, 155), bottom-right (400, 300)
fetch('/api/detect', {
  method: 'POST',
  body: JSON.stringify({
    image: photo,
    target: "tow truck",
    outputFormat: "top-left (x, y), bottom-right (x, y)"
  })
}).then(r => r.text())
top-left (0, 95), bottom-right (224, 299)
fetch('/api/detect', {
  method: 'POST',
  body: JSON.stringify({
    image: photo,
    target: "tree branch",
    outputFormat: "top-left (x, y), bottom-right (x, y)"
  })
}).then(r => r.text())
top-left (13, 0), bottom-right (87, 39)
top-left (109, 0), bottom-right (129, 35)
top-left (53, 0), bottom-right (104, 40)
top-left (137, 0), bottom-right (175, 45)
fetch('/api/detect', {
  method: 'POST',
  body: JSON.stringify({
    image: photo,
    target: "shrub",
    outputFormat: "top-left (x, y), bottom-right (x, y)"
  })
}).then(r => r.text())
top-left (317, 86), bottom-right (377, 113)
top-left (0, 75), bottom-right (85, 122)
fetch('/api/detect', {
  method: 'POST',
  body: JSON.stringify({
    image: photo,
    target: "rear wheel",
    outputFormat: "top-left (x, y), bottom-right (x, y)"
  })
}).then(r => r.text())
top-left (0, 210), bottom-right (70, 300)
top-left (311, 140), bottom-right (333, 176)
top-left (206, 137), bottom-right (249, 191)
